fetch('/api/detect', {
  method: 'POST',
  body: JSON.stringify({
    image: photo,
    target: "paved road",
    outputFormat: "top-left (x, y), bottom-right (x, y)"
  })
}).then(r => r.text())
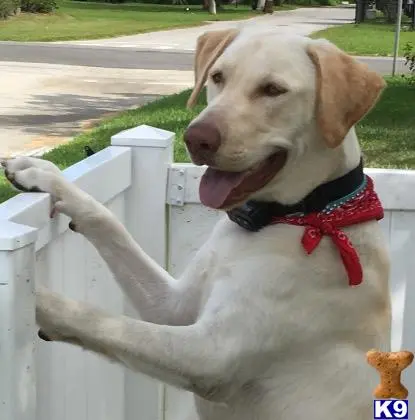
top-left (0, 42), bottom-right (407, 74)
top-left (0, 43), bottom-right (194, 70)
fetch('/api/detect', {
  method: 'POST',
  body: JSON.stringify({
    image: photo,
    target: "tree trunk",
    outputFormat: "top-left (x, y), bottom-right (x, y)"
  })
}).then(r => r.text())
top-left (355, 0), bottom-right (367, 22)
top-left (208, 0), bottom-right (216, 14)
top-left (257, 0), bottom-right (266, 9)
top-left (263, 0), bottom-right (273, 13)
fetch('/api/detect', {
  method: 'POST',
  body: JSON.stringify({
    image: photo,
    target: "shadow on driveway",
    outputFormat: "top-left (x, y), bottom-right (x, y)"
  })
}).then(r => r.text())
top-left (0, 92), bottom-right (161, 138)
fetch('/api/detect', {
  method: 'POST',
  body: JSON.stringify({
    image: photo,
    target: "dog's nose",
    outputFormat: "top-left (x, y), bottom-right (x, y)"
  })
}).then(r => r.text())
top-left (184, 121), bottom-right (222, 165)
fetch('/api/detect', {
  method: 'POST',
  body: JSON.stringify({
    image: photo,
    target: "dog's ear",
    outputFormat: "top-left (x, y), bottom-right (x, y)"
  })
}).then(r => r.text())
top-left (186, 29), bottom-right (239, 109)
top-left (307, 40), bottom-right (386, 148)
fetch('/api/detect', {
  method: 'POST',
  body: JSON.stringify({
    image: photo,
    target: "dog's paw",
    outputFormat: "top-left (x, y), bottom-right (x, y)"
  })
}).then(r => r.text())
top-left (35, 286), bottom-right (82, 343)
top-left (1, 157), bottom-right (63, 196)
top-left (2, 157), bottom-right (105, 233)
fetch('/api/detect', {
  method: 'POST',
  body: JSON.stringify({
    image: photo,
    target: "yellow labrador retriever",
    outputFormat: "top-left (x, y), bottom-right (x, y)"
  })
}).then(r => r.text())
top-left (2, 27), bottom-right (391, 419)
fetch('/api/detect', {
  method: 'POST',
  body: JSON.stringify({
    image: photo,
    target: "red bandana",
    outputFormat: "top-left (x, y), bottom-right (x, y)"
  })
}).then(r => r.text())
top-left (271, 176), bottom-right (384, 287)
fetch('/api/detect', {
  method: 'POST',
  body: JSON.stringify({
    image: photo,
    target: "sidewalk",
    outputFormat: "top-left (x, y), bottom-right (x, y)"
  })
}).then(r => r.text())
top-left (54, 7), bottom-right (355, 52)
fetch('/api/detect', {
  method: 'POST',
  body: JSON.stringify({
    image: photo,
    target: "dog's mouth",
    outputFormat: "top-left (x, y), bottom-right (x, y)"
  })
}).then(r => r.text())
top-left (200, 149), bottom-right (288, 209)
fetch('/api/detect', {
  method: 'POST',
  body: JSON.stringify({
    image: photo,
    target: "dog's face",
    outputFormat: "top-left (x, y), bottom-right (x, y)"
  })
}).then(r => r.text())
top-left (184, 28), bottom-right (386, 210)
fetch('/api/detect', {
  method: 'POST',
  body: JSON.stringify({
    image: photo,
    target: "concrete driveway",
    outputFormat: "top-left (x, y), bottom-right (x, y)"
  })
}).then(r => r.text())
top-left (0, 62), bottom-right (191, 157)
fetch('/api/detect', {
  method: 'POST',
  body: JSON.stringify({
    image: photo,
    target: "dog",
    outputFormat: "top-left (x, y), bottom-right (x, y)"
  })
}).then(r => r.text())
top-left (2, 27), bottom-right (391, 420)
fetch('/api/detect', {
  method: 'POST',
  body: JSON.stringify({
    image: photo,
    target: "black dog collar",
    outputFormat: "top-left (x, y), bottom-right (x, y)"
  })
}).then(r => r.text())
top-left (227, 158), bottom-right (365, 232)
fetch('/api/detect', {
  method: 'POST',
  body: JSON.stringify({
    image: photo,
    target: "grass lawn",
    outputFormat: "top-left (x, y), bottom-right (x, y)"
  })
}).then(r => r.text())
top-left (0, 77), bottom-right (414, 202)
top-left (0, 1), bottom-right (294, 42)
top-left (312, 17), bottom-right (415, 56)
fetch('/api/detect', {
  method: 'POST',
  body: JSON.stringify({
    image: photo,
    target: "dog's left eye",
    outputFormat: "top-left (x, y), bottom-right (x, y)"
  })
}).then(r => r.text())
top-left (261, 83), bottom-right (287, 97)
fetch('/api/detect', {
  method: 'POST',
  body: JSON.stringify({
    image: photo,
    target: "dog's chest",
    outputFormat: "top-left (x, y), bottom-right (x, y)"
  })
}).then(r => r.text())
top-left (192, 216), bottom-right (389, 338)
top-left (193, 217), bottom-right (339, 290)
top-left (194, 215), bottom-right (386, 287)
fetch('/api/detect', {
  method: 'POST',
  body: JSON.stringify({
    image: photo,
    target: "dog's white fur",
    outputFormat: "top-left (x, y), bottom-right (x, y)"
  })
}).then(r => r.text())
top-left (3, 29), bottom-right (391, 419)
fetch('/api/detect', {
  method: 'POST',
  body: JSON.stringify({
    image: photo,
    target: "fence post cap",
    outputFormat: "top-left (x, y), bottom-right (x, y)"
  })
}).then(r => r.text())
top-left (0, 220), bottom-right (37, 250)
top-left (111, 124), bottom-right (175, 148)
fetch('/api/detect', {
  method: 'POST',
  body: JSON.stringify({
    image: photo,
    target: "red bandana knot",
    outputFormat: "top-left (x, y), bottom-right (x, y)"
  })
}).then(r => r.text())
top-left (271, 176), bottom-right (384, 287)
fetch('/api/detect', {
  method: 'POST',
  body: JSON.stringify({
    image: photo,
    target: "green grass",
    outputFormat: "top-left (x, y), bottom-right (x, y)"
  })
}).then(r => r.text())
top-left (312, 17), bottom-right (415, 56)
top-left (0, 77), bottom-right (414, 203)
top-left (0, 1), bottom-right (294, 42)
top-left (357, 77), bottom-right (415, 168)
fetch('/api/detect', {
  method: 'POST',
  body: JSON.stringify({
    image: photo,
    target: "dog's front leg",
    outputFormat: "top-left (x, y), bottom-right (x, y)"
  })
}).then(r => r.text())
top-left (62, 194), bottom-right (206, 327)
top-left (2, 157), bottom-right (202, 326)
top-left (36, 286), bottom-right (240, 399)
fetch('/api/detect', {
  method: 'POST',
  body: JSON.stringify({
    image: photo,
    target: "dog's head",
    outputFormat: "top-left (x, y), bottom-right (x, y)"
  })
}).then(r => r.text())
top-left (184, 27), bottom-right (386, 210)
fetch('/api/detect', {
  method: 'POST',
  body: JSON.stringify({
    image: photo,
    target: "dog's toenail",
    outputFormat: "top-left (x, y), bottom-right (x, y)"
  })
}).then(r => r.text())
top-left (38, 330), bottom-right (52, 341)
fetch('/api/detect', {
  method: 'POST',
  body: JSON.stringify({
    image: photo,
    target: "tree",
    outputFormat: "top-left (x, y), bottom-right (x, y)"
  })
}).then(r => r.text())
top-left (208, 0), bottom-right (216, 13)
top-left (203, 0), bottom-right (216, 14)
top-left (263, 0), bottom-right (273, 12)
top-left (257, 0), bottom-right (265, 9)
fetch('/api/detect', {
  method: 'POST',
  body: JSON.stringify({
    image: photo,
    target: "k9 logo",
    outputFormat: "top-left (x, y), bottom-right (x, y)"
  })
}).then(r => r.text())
top-left (374, 400), bottom-right (409, 419)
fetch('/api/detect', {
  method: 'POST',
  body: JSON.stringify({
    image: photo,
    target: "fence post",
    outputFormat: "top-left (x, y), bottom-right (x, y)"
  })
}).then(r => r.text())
top-left (0, 220), bottom-right (38, 420)
top-left (111, 124), bottom-right (174, 420)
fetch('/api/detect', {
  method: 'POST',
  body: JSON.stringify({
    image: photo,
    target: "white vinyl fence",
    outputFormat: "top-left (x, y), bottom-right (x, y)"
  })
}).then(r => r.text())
top-left (0, 124), bottom-right (414, 420)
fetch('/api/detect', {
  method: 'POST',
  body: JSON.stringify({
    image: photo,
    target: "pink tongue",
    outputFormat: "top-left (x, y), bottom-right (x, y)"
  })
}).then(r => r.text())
top-left (199, 167), bottom-right (246, 209)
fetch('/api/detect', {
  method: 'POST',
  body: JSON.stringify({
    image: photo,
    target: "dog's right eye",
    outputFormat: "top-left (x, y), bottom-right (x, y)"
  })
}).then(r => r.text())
top-left (211, 71), bottom-right (224, 84)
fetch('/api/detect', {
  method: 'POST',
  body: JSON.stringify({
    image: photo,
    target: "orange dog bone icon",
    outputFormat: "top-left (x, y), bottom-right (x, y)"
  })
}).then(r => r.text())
top-left (367, 349), bottom-right (414, 399)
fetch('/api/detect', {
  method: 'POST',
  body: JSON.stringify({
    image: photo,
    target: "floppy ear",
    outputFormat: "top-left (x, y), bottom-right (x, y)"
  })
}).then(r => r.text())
top-left (307, 40), bottom-right (386, 148)
top-left (186, 29), bottom-right (239, 109)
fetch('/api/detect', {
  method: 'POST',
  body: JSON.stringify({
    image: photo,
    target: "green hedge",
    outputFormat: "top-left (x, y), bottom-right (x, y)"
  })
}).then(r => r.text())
top-left (21, 0), bottom-right (58, 12)
top-left (1, 0), bottom-right (58, 16)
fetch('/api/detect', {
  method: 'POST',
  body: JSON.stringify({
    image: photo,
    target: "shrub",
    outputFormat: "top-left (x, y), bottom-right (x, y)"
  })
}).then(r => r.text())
top-left (403, 42), bottom-right (415, 84)
top-left (0, 0), bottom-right (19, 19)
top-left (0, 0), bottom-right (13, 18)
top-left (21, 0), bottom-right (58, 12)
